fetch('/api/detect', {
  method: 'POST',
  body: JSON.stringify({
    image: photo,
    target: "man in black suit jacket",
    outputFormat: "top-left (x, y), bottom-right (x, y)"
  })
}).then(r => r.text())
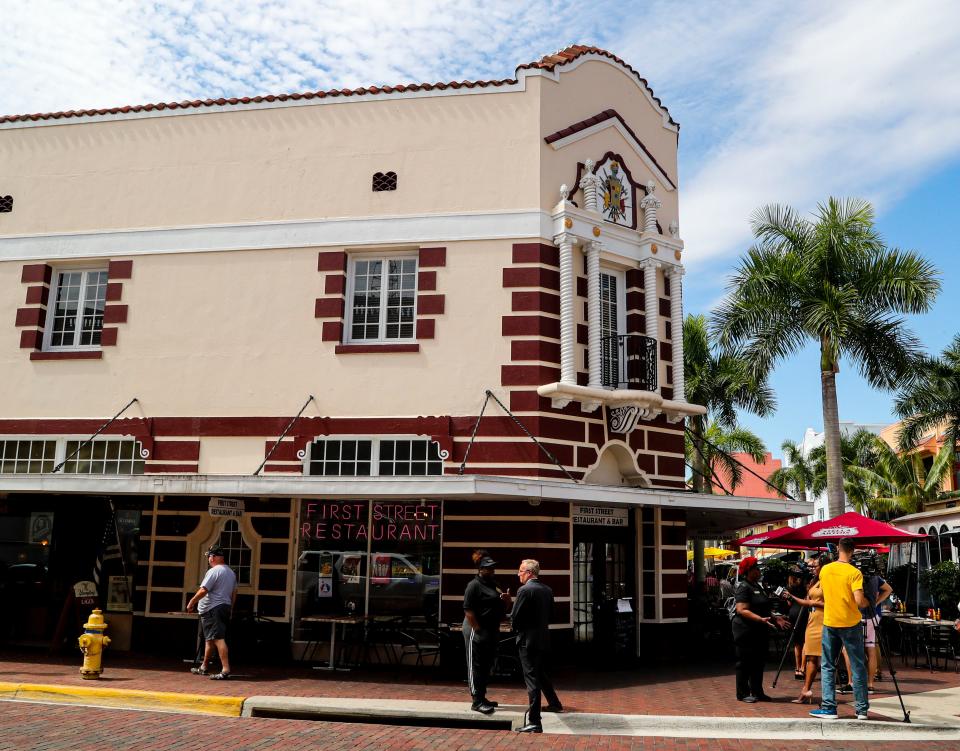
top-left (510, 558), bottom-right (563, 733)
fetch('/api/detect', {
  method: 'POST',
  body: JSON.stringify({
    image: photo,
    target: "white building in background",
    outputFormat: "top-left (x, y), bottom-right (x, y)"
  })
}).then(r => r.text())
top-left (787, 421), bottom-right (888, 527)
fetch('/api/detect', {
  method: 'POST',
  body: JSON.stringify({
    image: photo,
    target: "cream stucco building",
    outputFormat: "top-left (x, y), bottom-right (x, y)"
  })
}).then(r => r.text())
top-left (0, 46), bottom-right (806, 659)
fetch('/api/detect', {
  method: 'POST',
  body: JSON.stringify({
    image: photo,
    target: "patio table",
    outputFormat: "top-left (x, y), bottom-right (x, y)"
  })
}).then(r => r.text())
top-left (302, 614), bottom-right (366, 671)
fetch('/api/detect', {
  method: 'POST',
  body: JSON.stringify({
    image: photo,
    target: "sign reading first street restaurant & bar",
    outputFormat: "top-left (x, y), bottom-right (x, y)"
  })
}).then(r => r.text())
top-left (209, 497), bottom-right (244, 518)
top-left (572, 504), bottom-right (628, 527)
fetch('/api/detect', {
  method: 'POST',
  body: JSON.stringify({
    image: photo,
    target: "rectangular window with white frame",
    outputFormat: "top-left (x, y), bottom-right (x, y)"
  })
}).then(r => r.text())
top-left (306, 437), bottom-right (442, 476)
top-left (346, 256), bottom-right (418, 342)
top-left (44, 268), bottom-right (108, 350)
top-left (0, 437), bottom-right (144, 474)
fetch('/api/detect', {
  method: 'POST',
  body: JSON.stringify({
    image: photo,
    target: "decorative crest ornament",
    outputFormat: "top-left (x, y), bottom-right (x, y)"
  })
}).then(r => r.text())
top-left (608, 405), bottom-right (659, 435)
top-left (668, 219), bottom-right (679, 238)
top-left (569, 152), bottom-right (641, 229)
top-left (599, 160), bottom-right (631, 225)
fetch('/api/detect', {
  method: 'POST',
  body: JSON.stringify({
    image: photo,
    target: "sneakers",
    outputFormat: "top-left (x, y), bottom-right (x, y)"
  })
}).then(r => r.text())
top-left (857, 713), bottom-right (869, 720)
top-left (809, 708), bottom-right (839, 719)
top-left (839, 683), bottom-right (853, 693)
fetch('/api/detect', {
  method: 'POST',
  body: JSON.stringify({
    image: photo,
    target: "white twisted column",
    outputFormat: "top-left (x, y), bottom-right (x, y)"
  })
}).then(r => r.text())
top-left (555, 233), bottom-right (576, 385)
top-left (641, 258), bottom-right (661, 394)
top-left (668, 265), bottom-right (686, 402)
top-left (587, 240), bottom-right (602, 390)
top-left (579, 159), bottom-right (601, 213)
top-left (640, 180), bottom-right (661, 234)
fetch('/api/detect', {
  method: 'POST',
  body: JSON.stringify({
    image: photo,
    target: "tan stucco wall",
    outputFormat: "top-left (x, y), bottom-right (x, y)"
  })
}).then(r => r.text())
top-left (0, 239), bottom-right (513, 418)
top-left (538, 60), bottom-right (679, 229)
top-left (0, 83), bottom-right (542, 236)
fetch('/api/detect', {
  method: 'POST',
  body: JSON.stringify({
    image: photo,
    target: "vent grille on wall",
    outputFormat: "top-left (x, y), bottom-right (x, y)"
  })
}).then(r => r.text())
top-left (372, 172), bottom-right (397, 192)
top-left (0, 196), bottom-right (12, 213)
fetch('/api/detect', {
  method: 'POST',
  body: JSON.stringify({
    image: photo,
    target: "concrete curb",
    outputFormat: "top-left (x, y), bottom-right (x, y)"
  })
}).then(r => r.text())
top-left (240, 696), bottom-right (960, 740)
top-left (242, 696), bottom-right (522, 729)
top-left (542, 712), bottom-right (960, 740)
top-left (0, 681), bottom-right (244, 717)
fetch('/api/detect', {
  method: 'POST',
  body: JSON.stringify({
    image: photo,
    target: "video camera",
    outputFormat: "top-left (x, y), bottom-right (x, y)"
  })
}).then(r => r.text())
top-left (852, 554), bottom-right (881, 577)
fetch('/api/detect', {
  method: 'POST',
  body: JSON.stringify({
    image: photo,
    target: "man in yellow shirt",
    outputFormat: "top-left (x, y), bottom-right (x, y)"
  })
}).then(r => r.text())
top-left (809, 539), bottom-right (872, 721)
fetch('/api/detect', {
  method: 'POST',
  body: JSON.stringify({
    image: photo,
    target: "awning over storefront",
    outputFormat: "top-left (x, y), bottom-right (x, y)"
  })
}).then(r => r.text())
top-left (0, 473), bottom-right (809, 535)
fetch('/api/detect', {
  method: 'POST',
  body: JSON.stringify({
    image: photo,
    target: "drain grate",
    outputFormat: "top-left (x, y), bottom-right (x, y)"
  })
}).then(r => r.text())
top-left (250, 707), bottom-right (514, 730)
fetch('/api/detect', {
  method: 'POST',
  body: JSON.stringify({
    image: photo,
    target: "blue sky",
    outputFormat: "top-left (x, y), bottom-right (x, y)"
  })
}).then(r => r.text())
top-left (4, 0), bottom-right (959, 458)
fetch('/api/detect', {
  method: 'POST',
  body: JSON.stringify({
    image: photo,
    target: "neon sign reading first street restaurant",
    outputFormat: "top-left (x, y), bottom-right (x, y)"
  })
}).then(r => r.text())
top-left (300, 501), bottom-right (441, 542)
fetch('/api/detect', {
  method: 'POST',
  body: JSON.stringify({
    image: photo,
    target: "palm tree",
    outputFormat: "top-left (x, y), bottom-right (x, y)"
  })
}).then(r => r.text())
top-left (894, 334), bottom-right (960, 457)
top-left (685, 422), bottom-right (767, 494)
top-left (714, 198), bottom-right (940, 517)
top-left (808, 429), bottom-right (883, 515)
top-left (684, 314), bottom-right (775, 493)
top-left (848, 440), bottom-right (960, 517)
top-left (768, 439), bottom-right (817, 503)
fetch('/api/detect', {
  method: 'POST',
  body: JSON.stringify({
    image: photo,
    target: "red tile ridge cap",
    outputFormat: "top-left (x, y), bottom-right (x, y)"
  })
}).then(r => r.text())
top-left (520, 45), bottom-right (677, 130)
top-left (0, 45), bottom-right (674, 128)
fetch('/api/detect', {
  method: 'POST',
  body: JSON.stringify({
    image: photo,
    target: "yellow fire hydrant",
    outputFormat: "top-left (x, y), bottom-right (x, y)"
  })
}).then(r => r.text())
top-left (78, 609), bottom-right (111, 679)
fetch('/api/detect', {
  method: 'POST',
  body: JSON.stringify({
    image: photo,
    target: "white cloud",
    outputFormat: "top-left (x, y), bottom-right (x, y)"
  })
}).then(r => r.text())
top-left (1, 1), bottom-right (595, 114)
top-left (3, 0), bottom-right (958, 274)
top-left (675, 0), bottom-right (960, 265)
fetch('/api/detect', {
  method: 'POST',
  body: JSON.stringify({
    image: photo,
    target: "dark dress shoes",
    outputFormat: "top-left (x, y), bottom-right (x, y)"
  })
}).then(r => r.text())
top-left (516, 723), bottom-right (543, 733)
top-left (487, 700), bottom-right (499, 708)
top-left (542, 704), bottom-right (564, 713)
top-left (471, 702), bottom-right (496, 715)
top-left (740, 696), bottom-right (758, 703)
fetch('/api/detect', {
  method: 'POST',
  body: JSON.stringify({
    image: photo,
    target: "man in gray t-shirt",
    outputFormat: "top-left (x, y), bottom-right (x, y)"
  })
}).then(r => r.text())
top-left (186, 545), bottom-right (237, 679)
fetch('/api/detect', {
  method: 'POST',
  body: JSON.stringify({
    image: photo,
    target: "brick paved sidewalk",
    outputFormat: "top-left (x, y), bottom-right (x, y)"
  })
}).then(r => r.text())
top-left (4, 702), bottom-right (960, 751)
top-left (2, 647), bottom-right (957, 721)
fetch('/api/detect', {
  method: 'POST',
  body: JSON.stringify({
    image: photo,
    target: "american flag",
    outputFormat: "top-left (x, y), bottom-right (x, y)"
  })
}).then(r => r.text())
top-left (92, 501), bottom-right (122, 591)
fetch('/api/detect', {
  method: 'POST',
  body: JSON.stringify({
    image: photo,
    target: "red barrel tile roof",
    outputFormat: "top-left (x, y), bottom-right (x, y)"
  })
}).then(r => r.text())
top-left (0, 45), bottom-right (675, 127)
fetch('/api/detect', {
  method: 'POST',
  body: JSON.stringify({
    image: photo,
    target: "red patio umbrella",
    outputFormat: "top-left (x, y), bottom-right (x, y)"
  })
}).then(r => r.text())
top-left (772, 511), bottom-right (927, 546)
top-left (737, 525), bottom-right (807, 548)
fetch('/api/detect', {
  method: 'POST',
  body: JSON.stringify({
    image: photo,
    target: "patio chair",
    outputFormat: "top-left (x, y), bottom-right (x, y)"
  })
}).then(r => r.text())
top-left (396, 626), bottom-right (442, 667)
top-left (923, 625), bottom-right (960, 672)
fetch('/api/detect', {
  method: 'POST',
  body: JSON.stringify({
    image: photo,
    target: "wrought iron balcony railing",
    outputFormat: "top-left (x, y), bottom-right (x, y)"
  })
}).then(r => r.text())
top-left (601, 334), bottom-right (658, 392)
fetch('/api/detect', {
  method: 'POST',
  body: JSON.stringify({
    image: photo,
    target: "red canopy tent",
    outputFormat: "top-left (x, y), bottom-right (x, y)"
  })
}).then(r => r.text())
top-left (773, 511), bottom-right (927, 546)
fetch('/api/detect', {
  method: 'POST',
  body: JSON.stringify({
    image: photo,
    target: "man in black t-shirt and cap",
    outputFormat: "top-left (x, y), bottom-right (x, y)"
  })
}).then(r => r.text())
top-left (463, 552), bottom-right (511, 714)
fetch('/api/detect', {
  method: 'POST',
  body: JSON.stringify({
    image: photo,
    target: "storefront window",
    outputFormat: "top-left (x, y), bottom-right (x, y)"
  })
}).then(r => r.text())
top-left (293, 499), bottom-right (441, 641)
top-left (105, 508), bottom-right (141, 612)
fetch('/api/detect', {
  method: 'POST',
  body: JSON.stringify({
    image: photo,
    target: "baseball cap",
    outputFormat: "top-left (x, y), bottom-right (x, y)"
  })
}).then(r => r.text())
top-left (738, 556), bottom-right (759, 576)
top-left (206, 545), bottom-right (225, 557)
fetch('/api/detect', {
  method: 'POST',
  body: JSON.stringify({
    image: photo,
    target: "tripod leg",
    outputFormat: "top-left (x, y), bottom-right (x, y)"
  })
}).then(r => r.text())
top-left (772, 613), bottom-right (802, 689)
top-left (874, 614), bottom-right (910, 723)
